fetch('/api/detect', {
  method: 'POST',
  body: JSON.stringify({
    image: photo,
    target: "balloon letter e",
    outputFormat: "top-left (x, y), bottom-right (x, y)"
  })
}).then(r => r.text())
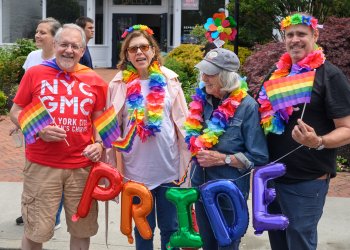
top-left (252, 163), bottom-right (289, 235)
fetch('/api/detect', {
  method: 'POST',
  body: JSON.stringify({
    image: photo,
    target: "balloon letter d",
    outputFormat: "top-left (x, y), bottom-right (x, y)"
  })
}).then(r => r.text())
top-left (200, 180), bottom-right (249, 247)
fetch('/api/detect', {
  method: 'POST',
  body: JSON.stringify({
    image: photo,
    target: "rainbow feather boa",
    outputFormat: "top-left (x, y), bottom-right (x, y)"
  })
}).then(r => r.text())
top-left (258, 47), bottom-right (325, 135)
top-left (184, 87), bottom-right (247, 161)
top-left (122, 61), bottom-right (167, 143)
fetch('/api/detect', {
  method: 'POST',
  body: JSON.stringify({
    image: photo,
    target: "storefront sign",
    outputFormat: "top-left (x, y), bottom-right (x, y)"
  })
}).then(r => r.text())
top-left (182, 0), bottom-right (199, 10)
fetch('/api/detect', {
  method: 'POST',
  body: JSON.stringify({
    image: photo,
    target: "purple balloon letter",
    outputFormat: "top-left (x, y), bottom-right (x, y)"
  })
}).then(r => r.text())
top-left (252, 163), bottom-right (289, 235)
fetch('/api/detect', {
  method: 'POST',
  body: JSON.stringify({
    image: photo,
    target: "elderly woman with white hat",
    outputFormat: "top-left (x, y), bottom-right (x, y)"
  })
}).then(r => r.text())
top-left (184, 48), bottom-right (269, 250)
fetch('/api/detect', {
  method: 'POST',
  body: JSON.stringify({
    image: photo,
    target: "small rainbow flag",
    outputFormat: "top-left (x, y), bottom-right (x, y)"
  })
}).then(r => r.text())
top-left (93, 106), bottom-right (121, 148)
top-left (264, 70), bottom-right (316, 111)
top-left (112, 121), bottom-right (137, 153)
top-left (18, 98), bottom-right (53, 144)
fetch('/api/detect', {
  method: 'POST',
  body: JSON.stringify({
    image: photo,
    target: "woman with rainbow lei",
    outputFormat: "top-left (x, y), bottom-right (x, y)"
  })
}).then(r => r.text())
top-left (185, 48), bottom-right (268, 249)
top-left (104, 24), bottom-right (190, 250)
top-left (257, 13), bottom-right (350, 250)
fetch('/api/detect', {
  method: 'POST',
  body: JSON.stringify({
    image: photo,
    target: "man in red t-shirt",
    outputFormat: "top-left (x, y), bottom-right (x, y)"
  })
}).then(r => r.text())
top-left (10, 23), bottom-right (107, 250)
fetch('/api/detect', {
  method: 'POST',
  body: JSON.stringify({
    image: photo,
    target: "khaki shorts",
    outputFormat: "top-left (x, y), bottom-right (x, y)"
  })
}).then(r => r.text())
top-left (22, 160), bottom-right (98, 243)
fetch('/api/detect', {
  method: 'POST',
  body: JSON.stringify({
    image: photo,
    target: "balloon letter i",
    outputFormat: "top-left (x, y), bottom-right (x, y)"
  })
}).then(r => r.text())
top-left (165, 188), bottom-right (203, 249)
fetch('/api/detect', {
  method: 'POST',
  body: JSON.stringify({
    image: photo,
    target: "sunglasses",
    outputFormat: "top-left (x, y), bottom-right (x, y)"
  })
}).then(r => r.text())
top-left (127, 44), bottom-right (152, 53)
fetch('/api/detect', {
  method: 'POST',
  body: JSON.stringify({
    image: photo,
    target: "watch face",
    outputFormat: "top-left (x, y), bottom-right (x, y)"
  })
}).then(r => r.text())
top-left (225, 155), bottom-right (231, 164)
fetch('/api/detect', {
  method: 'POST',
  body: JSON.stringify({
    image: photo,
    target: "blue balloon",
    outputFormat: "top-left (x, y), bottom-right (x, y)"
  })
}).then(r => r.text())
top-left (252, 163), bottom-right (289, 235)
top-left (200, 180), bottom-right (249, 247)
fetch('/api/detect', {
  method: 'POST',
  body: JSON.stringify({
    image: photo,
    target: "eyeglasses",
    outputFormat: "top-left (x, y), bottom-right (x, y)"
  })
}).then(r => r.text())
top-left (57, 43), bottom-right (83, 51)
top-left (127, 44), bottom-right (152, 53)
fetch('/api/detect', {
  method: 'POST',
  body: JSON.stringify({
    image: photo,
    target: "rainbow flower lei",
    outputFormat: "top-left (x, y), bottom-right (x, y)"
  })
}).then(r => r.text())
top-left (280, 14), bottom-right (318, 31)
top-left (123, 61), bottom-right (167, 142)
top-left (184, 87), bottom-right (247, 161)
top-left (258, 47), bottom-right (326, 135)
top-left (121, 24), bottom-right (154, 39)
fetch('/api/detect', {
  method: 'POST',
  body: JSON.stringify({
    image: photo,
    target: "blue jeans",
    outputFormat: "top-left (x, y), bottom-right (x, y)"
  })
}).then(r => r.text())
top-left (55, 193), bottom-right (64, 225)
top-left (268, 178), bottom-right (329, 250)
top-left (133, 183), bottom-right (179, 250)
top-left (195, 198), bottom-right (240, 250)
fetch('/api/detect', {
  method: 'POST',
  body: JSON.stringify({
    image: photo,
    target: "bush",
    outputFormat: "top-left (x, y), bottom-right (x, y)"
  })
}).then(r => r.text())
top-left (222, 44), bottom-right (252, 71)
top-left (0, 91), bottom-right (7, 115)
top-left (164, 44), bottom-right (203, 102)
top-left (241, 41), bottom-right (286, 97)
top-left (165, 43), bottom-right (253, 102)
top-left (0, 38), bottom-right (35, 112)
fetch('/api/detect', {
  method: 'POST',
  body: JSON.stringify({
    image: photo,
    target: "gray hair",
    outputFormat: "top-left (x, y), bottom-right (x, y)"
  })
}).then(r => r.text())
top-left (54, 23), bottom-right (86, 48)
top-left (38, 17), bottom-right (61, 36)
top-left (218, 70), bottom-right (241, 94)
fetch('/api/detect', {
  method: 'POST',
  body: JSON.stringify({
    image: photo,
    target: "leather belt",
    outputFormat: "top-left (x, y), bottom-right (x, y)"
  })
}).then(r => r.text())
top-left (317, 174), bottom-right (329, 180)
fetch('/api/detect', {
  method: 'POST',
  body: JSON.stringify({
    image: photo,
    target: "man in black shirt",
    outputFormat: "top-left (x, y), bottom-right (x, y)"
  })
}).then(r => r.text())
top-left (76, 16), bottom-right (94, 68)
top-left (257, 13), bottom-right (350, 250)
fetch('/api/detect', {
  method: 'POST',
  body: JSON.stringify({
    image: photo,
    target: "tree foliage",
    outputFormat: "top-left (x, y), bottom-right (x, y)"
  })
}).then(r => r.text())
top-left (227, 0), bottom-right (350, 47)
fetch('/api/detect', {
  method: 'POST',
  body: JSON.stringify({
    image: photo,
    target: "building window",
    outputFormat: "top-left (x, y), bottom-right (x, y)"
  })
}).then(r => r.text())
top-left (95, 0), bottom-right (104, 44)
top-left (113, 0), bottom-right (161, 5)
top-left (2, 0), bottom-right (41, 43)
top-left (47, 0), bottom-right (86, 24)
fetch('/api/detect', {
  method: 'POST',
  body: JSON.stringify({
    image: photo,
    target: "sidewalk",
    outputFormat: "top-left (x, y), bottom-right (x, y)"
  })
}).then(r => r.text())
top-left (1, 68), bottom-right (350, 249)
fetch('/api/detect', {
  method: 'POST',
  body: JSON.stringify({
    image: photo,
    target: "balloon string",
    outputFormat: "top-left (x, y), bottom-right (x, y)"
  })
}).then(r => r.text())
top-left (271, 144), bottom-right (303, 164)
top-left (111, 145), bottom-right (303, 189)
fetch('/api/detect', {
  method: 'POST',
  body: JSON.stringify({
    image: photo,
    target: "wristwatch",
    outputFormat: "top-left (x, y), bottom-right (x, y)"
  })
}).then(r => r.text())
top-left (316, 136), bottom-right (325, 150)
top-left (224, 155), bottom-right (232, 165)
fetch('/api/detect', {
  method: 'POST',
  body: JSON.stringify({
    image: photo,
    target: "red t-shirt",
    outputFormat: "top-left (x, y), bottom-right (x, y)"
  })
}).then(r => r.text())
top-left (14, 64), bottom-right (107, 168)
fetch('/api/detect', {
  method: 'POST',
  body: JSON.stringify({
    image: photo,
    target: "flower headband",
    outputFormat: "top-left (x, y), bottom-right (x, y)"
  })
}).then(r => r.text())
top-left (204, 12), bottom-right (237, 42)
top-left (121, 24), bottom-right (154, 39)
top-left (280, 13), bottom-right (318, 31)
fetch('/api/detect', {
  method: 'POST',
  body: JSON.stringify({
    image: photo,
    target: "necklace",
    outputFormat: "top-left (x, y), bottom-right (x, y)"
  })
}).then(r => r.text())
top-left (184, 87), bottom-right (247, 161)
top-left (123, 61), bottom-right (167, 142)
top-left (258, 47), bottom-right (326, 135)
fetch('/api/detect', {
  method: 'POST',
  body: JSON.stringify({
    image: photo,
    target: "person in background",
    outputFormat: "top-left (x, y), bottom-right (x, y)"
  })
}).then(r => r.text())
top-left (256, 12), bottom-right (350, 250)
top-left (22, 17), bottom-right (61, 71)
top-left (14, 17), bottom-right (64, 230)
top-left (10, 23), bottom-right (107, 250)
top-left (104, 24), bottom-right (190, 250)
top-left (188, 48), bottom-right (269, 250)
top-left (76, 16), bottom-right (94, 68)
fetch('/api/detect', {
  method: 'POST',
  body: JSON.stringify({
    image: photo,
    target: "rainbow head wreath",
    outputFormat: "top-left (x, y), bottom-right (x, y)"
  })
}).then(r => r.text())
top-left (280, 13), bottom-right (318, 31)
top-left (204, 12), bottom-right (237, 43)
top-left (121, 24), bottom-right (154, 39)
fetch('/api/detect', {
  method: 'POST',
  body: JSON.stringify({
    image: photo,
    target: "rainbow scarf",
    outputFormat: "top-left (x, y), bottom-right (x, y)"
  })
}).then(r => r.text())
top-left (264, 70), bottom-right (315, 111)
top-left (18, 98), bottom-right (53, 144)
top-left (93, 106), bottom-right (120, 148)
top-left (258, 47), bottom-right (325, 134)
top-left (184, 87), bottom-right (247, 161)
top-left (123, 61), bottom-right (167, 143)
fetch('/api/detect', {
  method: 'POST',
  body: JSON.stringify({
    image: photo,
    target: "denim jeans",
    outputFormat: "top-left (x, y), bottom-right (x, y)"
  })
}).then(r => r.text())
top-left (133, 183), bottom-right (179, 250)
top-left (268, 178), bottom-right (329, 250)
top-left (195, 199), bottom-right (240, 250)
top-left (55, 193), bottom-right (64, 225)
